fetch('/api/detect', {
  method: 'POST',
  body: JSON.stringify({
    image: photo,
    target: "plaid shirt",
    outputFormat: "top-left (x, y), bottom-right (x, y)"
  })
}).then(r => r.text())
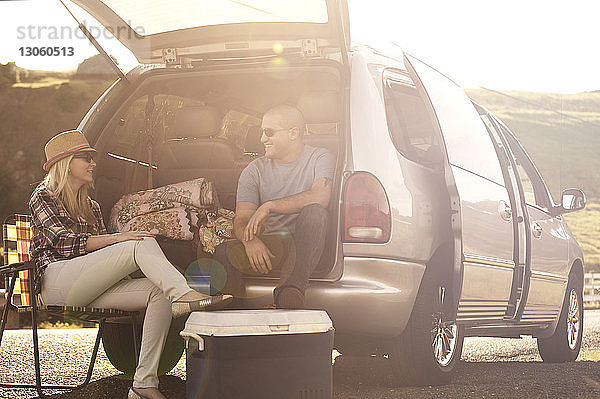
top-left (29, 183), bottom-right (107, 289)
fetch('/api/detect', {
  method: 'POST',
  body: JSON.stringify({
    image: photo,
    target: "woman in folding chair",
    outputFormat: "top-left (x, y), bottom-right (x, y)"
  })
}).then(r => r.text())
top-left (29, 130), bottom-right (233, 399)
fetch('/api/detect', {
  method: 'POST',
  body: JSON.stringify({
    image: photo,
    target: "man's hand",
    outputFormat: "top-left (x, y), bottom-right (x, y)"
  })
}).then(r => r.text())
top-left (242, 237), bottom-right (275, 274)
top-left (244, 202), bottom-right (271, 241)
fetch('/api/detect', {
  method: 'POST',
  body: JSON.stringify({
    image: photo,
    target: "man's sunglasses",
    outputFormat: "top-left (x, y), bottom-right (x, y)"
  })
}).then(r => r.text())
top-left (261, 127), bottom-right (289, 138)
top-left (72, 153), bottom-right (95, 163)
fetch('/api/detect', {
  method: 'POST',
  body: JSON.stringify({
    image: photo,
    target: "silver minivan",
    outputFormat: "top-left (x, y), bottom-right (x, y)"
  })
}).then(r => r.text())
top-left (69, 0), bottom-right (586, 385)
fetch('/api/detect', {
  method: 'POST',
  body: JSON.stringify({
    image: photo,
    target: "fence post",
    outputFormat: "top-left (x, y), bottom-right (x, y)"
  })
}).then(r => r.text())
top-left (584, 273), bottom-right (600, 303)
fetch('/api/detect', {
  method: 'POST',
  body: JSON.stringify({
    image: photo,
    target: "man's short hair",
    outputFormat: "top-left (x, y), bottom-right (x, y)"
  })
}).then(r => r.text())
top-left (263, 105), bottom-right (306, 135)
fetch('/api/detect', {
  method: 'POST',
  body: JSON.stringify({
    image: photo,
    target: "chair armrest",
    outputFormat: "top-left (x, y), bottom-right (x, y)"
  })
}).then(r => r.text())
top-left (0, 261), bottom-right (35, 275)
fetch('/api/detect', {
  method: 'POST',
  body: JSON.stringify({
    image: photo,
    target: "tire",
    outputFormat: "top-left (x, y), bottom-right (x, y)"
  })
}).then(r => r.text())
top-left (100, 316), bottom-right (186, 377)
top-left (537, 270), bottom-right (583, 362)
top-left (387, 269), bottom-right (464, 386)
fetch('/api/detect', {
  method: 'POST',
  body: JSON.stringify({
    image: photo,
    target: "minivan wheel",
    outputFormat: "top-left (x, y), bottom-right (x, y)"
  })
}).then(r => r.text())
top-left (388, 272), bottom-right (463, 385)
top-left (100, 317), bottom-right (185, 377)
top-left (537, 271), bottom-right (583, 362)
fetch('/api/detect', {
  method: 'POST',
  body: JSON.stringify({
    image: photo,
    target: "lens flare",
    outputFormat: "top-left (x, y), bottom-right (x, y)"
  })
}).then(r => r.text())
top-left (185, 258), bottom-right (227, 295)
top-left (269, 57), bottom-right (289, 68)
top-left (273, 43), bottom-right (284, 55)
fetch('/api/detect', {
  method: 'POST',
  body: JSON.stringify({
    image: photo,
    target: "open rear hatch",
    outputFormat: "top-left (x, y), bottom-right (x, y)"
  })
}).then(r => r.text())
top-left (69, 0), bottom-right (350, 65)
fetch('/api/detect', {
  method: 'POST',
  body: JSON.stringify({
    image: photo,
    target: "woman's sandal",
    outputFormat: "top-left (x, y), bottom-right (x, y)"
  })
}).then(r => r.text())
top-left (171, 294), bottom-right (233, 318)
top-left (128, 387), bottom-right (166, 399)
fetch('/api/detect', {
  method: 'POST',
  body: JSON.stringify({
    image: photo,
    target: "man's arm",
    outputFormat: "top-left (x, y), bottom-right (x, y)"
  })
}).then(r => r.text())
top-left (267, 177), bottom-right (332, 214)
top-left (245, 177), bottom-right (332, 241)
top-left (234, 201), bottom-right (275, 274)
top-left (233, 202), bottom-right (258, 241)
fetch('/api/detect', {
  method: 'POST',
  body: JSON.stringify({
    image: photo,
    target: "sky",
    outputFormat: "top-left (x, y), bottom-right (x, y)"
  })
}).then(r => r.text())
top-left (0, 0), bottom-right (599, 93)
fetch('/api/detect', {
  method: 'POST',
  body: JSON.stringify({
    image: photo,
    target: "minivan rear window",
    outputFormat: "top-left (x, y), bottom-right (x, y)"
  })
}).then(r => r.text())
top-left (383, 70), bottom-right (442, 166)
top-left (99, 0), bottom-right (329, 36)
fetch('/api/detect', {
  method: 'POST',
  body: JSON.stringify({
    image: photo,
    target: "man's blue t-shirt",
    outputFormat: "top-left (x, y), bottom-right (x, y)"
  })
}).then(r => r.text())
top-left (236, 145), bottom-right (335, 233)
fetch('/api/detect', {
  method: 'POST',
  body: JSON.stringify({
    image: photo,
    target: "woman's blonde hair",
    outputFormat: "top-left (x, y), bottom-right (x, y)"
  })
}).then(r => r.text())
top-left (44, 155), bottom-right (97, 226)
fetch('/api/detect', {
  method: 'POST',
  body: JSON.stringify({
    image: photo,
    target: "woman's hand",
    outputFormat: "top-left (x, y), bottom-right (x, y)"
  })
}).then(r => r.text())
top-left (115, 231), bottom-right (157, 243)
top-left (86, 231), bottom-right (156, 252)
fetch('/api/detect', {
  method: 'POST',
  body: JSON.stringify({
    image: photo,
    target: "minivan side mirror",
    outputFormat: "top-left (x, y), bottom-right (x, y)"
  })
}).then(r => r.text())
top-left (554, 188), bottom-right (586, 215)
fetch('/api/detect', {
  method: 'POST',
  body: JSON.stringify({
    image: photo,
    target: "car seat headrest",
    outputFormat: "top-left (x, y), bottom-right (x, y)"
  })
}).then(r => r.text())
top-left (244, 125), bottom-right (265, 156)
top-left (297, 91), bottom-right (339, 124)
top-left (173, 106), bottom-right (221, 138)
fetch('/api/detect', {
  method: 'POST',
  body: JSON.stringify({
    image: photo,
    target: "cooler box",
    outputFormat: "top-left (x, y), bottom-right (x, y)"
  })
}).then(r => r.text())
top-left (180, 309), bottom-right (334, 399)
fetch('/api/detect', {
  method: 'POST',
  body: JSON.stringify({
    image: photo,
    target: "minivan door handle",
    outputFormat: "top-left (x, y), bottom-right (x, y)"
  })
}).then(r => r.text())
top-left (498, 200), bottom-right (512, 221)
top-left (532, 221), bottom-right (543, 238)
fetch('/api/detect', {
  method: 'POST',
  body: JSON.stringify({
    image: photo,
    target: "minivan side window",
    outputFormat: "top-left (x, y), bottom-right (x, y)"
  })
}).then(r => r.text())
top-left (515, 162), bottom-right (537, 205)
top-left (502, 126), bottom-right (552, 211)
top-left (405, 62), bottom-right (505, 185)
top-left (382, 70), bottom-right (442, 166)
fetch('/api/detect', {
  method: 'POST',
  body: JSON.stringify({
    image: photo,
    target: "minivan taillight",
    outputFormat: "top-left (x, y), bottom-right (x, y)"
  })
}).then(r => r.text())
top-left (343, 172), bottom-right (391, 243)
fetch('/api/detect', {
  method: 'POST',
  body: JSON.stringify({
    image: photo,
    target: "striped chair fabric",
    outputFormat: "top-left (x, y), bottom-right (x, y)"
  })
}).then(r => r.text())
top-left (2, 214), bottom-right (33, 307)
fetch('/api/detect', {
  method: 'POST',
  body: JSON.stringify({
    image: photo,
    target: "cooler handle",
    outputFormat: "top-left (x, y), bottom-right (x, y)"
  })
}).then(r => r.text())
top-left (180, 331), bottom-right (205, 351)
top-left (269, 324), bottom-right (290, 332)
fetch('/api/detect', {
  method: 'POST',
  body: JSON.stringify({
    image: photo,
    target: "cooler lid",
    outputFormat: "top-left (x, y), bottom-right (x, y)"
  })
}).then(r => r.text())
top-left (182, 309), bottom-right (333, 336)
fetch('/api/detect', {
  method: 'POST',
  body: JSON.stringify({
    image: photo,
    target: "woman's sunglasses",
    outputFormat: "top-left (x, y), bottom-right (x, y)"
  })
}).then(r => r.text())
top-left (72, 153), bottom-right (95, 163)
top-left (261, 127), bottom-right (289, 137)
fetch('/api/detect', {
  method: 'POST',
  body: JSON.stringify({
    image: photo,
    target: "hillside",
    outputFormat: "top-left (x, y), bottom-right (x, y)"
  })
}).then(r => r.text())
top-left (466, 89), bottom-right (600, 200)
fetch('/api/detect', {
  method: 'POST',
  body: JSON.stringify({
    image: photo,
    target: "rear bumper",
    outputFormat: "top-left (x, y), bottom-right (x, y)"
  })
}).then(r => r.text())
top-left (245, 256), bottom-right (425, 338)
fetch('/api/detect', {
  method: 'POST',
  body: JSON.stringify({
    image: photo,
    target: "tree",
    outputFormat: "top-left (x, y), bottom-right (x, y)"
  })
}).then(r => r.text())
top-left (0, 63), bottom-right (17, 88)
top-left (75, 54), bottom-right (119, 77)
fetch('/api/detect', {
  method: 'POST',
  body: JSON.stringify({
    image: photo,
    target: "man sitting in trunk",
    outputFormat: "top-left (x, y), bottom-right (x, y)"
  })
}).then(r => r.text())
top-left (211, 104), bottom-right (334, 308)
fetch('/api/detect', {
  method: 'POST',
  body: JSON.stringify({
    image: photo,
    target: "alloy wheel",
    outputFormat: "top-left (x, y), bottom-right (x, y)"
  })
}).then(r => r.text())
top-left (567, 288), bottom-right (580, 350)
top-left (431, 286), bottom-right (458, 367)
top-left (431, 314), bottom-right (458, 367)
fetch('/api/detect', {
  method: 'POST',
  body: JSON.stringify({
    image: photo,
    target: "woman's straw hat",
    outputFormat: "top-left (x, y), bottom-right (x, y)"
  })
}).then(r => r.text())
top-left (43, 130), bottom-right (97, 171)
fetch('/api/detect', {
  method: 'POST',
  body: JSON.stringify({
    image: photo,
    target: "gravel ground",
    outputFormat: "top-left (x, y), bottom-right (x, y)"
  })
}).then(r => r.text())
top-left (1, 310), bottom-right (599, 399)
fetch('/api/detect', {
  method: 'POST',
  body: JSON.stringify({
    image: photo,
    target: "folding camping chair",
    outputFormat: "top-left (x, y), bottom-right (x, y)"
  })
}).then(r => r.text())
top-left (0, 214), bottom-right (140, 398)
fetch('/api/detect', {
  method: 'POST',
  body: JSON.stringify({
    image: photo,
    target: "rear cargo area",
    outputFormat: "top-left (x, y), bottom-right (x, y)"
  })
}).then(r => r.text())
top-left (93, 64), bottom-right (343, 277)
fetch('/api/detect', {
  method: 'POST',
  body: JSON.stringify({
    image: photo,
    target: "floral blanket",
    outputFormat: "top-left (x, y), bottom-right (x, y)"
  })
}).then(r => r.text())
top-left (109, 178), bottom-right (234, 253)
top-left (123, 207), bottom-right (194, 241)
top-left (109, 178), bottom-right (217, 231)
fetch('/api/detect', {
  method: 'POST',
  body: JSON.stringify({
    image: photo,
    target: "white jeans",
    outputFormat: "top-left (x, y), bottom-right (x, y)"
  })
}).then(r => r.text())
top-left (40, 237), bottom-right (192, 388)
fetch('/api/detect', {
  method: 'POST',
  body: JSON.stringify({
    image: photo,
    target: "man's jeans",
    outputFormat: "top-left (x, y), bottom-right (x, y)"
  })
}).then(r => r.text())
top-left (207, 204), bottom-right (328, 305)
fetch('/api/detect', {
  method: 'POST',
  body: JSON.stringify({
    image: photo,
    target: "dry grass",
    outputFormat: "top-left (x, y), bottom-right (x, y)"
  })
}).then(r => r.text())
top-left (565, 201), bottom-right (600, 269)
top-left (38, 320), bottom-right (84, 329)
top-left (12, 77), bottom-right (71, 88)
top-left (578, 349), bottom-right (600, 361)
